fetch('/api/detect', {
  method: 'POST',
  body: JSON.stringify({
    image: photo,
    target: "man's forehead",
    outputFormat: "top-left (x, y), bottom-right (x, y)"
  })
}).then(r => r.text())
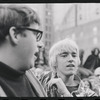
top-left (60, 49), bottom-right (77, 53)
top-left (60, 51), bottom-right (77, 54)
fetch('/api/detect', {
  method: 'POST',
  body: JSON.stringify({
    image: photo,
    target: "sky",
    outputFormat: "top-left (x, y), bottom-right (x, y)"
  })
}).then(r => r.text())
top-left (1, 3), bottom-right (73, 29)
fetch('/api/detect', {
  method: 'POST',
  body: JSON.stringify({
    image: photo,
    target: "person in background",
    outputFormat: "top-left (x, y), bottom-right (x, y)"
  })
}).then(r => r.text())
top-left (77, 50), bottom-right (93, 79)
top-left (77, 49), bottom-right (93, 79)
top-left (40, 38), bottom-right (97, 97)
top-left (79, 49), bottom-right (84, 67)
top-left (77, 67), bottom-right (93, 79)
top-left (0, 4), bottom-right (47, 97)
top-left (98, 53), bottom-right (100, 67)
top-left (83, 48), bottom-right (100, 72)
top-left (35, 42), bottom-right (49, 70)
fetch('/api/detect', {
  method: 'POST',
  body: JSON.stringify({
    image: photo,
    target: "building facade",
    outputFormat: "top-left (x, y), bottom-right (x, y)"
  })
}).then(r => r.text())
top-left (56, 3), bottom-right (100, 62)
top-left (26, 4), bottom-right (54, 52)
top-left (43, 4), bottom-right (54, 51)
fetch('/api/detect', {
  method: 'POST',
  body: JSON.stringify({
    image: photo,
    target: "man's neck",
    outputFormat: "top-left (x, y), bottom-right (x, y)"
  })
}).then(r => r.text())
top-left (0, 47), bottom-right (22, 71)
top-left (57, 72), bottom-right (78, 87)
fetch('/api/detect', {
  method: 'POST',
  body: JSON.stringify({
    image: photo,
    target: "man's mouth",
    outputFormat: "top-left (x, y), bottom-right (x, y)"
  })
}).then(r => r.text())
top-left (66, 64), bottom-right (75, 67)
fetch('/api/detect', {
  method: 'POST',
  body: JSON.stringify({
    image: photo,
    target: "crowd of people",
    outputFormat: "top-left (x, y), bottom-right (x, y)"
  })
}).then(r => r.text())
top-left (83, 48), bottom-right (100, 72)
top-left (37, 38), bottom-right (100, 97)
top-left (0, 4), bottom-right (100, 97)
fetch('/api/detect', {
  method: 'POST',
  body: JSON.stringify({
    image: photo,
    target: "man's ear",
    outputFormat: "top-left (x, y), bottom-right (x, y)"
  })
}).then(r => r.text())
top-left (9, 26), bottom-right (19, 45)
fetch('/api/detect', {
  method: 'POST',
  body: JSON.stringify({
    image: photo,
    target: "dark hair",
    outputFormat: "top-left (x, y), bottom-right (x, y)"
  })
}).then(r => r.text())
top-left (35, 47), bottom-right (48, 67)
top-left (0, 4), bottom-right (40, 41)
top-left (91, 47), bottom-right (99, 55)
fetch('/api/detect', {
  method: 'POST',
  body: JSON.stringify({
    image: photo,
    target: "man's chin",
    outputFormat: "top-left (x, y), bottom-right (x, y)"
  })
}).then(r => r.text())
top-left (65, 71), bottom-right (76, 76)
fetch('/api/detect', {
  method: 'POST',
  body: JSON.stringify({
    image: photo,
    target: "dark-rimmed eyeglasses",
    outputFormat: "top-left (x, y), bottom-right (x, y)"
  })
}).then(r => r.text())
top-left (16, 27), bottom-right (43, 42)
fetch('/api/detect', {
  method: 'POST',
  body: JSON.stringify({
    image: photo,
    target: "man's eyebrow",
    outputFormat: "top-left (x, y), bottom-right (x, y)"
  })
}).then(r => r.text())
top-left (60, 51), bottom-right (77, 54)
top-left (60, 52), bottom-right (68, 54)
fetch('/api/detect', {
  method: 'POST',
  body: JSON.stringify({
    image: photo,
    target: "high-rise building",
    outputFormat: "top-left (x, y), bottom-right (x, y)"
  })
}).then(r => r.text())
top-left (43, 4), bottom-right (54, 51)
top-left (77, 3), bottom-right (100, 25)
top-left (26, 4), bottom-right (54, 52)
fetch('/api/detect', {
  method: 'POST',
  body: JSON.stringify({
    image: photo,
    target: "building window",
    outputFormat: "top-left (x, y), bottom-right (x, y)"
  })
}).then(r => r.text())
top-left (79, 15), bottom-right (82, 20)
top-left (46, 19), bottom-right (51, 24)
top-left (45, 34), bottom-right (48, 39)
top-left (79, 5), bottom-right (82, 10)
top-left (45, 41), bottom-right (50, 47)
top-left (48, 5), bottom-right (51, 10)
top-left (49, 26), bottom-right (51, 32)
top-left (45, 26), bottom-right (48, 31)
top-left (46, 4), bottom-right (49, 9)
top-left (46, 4), bottom-right (51, 10)
top-left (50, 19), bottom-right (52, 24)
top-left (96, 8), bottom-right (100, 15)
top-left (45, 18), bottom-right (48, 23)
top-left (45, 18), bottom-right (52, 24)
top-left (45, 33), bottom-right (51, 39)
top-left (46, 4), bottom-right (48, 9)
top-left (45, 41), bottom-right (47, 46)
top-left (49, 34), bottom-right (51, 39)
top-left (45, 11), bottom-right (51, 16)
top-left (49, 42), bottom-right (51, 46)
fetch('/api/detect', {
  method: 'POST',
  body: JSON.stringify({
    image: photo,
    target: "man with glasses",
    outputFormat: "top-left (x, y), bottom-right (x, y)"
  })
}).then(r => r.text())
top-left (0, 4), bottom-right (46, 97)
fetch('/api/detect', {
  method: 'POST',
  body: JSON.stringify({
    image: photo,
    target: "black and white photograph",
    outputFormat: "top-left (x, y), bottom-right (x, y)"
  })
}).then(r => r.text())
top-left (0, 3), bottom-right (99, 97)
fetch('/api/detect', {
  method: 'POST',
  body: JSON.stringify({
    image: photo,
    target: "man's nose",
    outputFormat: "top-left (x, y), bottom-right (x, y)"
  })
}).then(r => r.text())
top-left (68, 55), bottom-right (74, 63)
top-left (69, 60), bottom-right (73, 63)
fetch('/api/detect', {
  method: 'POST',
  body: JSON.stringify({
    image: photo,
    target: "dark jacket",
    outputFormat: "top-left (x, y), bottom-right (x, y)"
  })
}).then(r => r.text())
top-left (84, 55), bottom-right (100, 71)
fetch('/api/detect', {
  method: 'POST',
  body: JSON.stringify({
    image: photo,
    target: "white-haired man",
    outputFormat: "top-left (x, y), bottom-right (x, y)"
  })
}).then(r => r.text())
top-left (40, 38), bottom-right (97, 97)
